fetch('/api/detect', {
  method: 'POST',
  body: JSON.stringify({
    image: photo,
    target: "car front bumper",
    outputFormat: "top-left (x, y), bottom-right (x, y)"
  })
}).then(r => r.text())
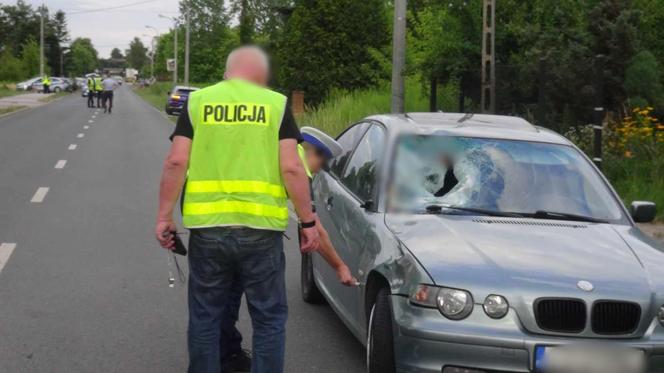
top-left (391, 296), bottom-right (664, 373)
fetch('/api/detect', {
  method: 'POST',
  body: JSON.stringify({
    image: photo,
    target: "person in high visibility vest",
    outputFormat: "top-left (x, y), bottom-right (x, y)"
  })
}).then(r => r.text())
top-left (217, 127), bottom-right (355, 373)
top-left (42, 75), bottom-right (51, 94)
top-left (86, 76), bottom-right (95, 108)
top-left (156, 46), bottom-right (319, 373)
top-left (94, 76), bottom-right (103, 108)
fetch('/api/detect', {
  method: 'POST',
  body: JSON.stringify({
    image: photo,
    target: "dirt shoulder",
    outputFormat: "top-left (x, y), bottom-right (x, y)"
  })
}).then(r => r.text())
top-left (637, 223), bottom-right (664, 245)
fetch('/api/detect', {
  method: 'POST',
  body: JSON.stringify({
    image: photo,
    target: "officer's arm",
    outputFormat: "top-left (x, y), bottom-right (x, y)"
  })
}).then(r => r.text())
top-left (279, 139), bottom-right (315, 223)
top-left (157, 136), bottom-right (191, 222)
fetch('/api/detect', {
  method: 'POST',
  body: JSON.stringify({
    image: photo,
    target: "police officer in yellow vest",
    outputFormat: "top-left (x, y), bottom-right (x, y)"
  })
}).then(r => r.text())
top-left (94, 76), bottom-right (103, 108)
top-left (42, 75), bottom-right (51, 94)
top-left (86, 76), bottom-right (96, 108)
top-left (156, 46), bottom-right (319, 373)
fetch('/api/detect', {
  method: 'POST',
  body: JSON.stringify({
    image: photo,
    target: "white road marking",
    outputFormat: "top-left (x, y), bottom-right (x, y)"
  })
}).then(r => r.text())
top-left (77, 133), bottom-right (84, 138)
top-left (54, 160), bottom-right (67, 169)
top-left (92, 115), bottom-right (96, 119)
top-left (83, 125), bottom-right (90, 129)
top-left (88, 120), bottom-right (94, 123)
top-left (0, 243), bottom-right (17, 275)
top-left (31, 187), bottom-right (49, 203)
top-left (68, 144), bottom-right (77, 150)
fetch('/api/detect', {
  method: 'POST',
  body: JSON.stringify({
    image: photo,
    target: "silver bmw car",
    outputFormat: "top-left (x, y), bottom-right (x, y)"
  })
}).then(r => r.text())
top-left (300, 113), bottom-right (663, 373)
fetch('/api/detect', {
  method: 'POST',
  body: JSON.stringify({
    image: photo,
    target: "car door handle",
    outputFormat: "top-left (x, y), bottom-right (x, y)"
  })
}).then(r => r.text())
top-left (325, 196), bottom-right (334, 211)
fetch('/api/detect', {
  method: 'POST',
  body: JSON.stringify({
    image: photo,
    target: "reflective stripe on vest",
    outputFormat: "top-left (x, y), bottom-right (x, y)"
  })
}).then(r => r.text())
top-left (182, 79), bottom-right (288, 230)
top-left (297, 144), bottom-right (312, 179)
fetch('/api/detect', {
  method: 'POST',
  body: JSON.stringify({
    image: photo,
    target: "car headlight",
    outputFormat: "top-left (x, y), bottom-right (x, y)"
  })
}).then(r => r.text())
top-left (658, 305), bottom-right (664, 327)
top-left (437, 287), bottom-right (474, 320)
top-left (483, 294), bottom-right (509, 319)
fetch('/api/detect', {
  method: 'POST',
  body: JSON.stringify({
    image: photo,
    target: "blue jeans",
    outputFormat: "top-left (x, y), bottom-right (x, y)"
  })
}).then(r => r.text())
top-left (187, 227), bottom-right (287, 373)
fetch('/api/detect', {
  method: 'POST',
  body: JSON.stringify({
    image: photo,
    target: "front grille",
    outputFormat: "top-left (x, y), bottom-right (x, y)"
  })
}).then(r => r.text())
top-left (535, 298), bottom-right (586, 333)
top-left (592, 301), bottom-right (641, 335)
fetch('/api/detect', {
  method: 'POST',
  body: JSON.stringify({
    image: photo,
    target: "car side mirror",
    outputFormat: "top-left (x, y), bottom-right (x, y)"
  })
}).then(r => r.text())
top-left (360, 199), bottom-right (374, 210)
top-left (630, 201), bottom-right (656, 223)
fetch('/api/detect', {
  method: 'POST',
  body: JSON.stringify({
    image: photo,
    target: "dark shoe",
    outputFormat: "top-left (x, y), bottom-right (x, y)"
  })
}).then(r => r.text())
top-left (223, 349), bottom-right (251, 373)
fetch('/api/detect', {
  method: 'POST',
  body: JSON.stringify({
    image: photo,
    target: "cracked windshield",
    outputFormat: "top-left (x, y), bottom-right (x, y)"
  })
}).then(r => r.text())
top-left (391, 135), bottom-right (625, 222)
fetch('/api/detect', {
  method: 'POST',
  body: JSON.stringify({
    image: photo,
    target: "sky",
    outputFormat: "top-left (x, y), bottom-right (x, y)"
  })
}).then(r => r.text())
top-left (24, 0), bottom-right (182, 58)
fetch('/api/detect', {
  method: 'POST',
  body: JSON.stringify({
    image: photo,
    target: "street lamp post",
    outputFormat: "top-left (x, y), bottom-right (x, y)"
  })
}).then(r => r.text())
top-left (184, 5), bottom-right (190, 86)
top-left (159, 15), bottom-right (178, 86)
top-left (145, 26), bottom-right (160, 80)
top-left (60, 46), bottom-right (70, 77)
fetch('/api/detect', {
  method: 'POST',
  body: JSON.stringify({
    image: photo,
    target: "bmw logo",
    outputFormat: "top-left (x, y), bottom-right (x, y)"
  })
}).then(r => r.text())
top-left (577, 280), bottom-right (594, 292)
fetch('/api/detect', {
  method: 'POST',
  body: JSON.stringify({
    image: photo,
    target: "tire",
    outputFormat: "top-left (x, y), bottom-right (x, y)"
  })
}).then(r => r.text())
top-left (367, 287), bottom-right (396, 373)
top-left (53, 87), bottom-right (61, 93)
top-left (300, 252), bottom-right (325, 304)
top-left (165, 108), bottom-right (173, 116)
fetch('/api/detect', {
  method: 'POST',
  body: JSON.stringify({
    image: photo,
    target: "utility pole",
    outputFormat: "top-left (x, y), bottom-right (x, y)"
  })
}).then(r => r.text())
top-left (184, 2), bottom-right (190, 86)
top-left (391, 0), bottom-right (407, 114)
top-left (39, 4), bottom-right (45, 77)
top-left (481, 0), bottom-right (496, 113)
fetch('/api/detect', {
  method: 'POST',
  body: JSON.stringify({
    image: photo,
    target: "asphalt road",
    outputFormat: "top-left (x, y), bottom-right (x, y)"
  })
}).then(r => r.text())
top-left (0, 86), bottom-right (365, 372)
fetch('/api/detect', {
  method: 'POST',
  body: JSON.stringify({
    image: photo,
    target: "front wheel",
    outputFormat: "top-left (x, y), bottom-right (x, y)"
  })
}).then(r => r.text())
top-left (300, 252), bottom-right (325, 304)
top-left (367, 287), bottom-right (396, 373)
top-left (53, 87), bottom-right (61, 93)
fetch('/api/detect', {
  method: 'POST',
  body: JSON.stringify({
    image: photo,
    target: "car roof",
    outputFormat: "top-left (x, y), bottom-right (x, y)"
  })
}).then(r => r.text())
top-left (366, 112), bottom-right (571, 145)
top-left (173, 86), bottom-right (199, 91)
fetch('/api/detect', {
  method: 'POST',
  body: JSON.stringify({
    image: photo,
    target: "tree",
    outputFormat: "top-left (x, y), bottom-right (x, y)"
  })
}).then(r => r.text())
top-left (126, 37), bottom-right (149, 72)
top-left (69, 38), bottom-right (98, 76)
top-left (110, 48), bottom-right (124, 59)
top-left (276, 0), bottom-right (389, 104)
top-left (20, 38), bottom-right (41, 77)
top-left (625, 50), bottom-right (664, 108)
top-left (0, 49), bottom-right (24, 80)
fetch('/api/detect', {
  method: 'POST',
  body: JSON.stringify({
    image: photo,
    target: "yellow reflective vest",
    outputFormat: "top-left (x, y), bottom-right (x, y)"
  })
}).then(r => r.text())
top-left (182, 79), bottom-right (289, 231)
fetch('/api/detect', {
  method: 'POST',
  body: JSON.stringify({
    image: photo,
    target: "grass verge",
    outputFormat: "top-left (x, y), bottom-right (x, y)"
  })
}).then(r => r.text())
top-left (0, 82), bottom-right (25, 99)
top-left (39, 91), bottom-right (70, 103)
top-left (0, 105), bottom-right (26, 116)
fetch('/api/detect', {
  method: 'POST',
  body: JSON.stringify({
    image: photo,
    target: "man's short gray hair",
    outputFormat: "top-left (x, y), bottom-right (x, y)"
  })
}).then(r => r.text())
top-left (225, 46), bottom-right (269, 73)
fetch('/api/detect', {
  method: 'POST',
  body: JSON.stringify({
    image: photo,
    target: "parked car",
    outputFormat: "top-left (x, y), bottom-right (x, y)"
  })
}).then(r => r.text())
top-left (111, 76), bottom-right (123, 85)
top-left (31, 77), bottom-right (70, 93)
top-left (165, 86), bottom-right (199, 115)
top-left (303, 112), bottom-right (663, 373)
top-left (15, 77), bottom-right (41, 91)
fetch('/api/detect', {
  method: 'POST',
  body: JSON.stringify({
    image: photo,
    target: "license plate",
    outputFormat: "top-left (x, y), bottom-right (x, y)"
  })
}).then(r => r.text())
top-left (535, 345), bottom-right (645, 373)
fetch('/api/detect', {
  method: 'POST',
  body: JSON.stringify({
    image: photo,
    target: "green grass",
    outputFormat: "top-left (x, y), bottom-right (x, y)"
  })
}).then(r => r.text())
top-left (0, 105), bottom-right (26, 116)
top-left (0, 82), bottom-right (25, 99)
top-left (604, 156), bottom-right (664, 221)
top-left (39, 91), bottom-right (70, 103)
top-left (299, 79), bottom-right (430, 136)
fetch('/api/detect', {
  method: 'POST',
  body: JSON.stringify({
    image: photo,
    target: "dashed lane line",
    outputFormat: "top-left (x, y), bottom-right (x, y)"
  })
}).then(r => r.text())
top-left (77, 133), bottom-right (84, 138)
top-left (83, 125), bottom-right (90, 129)
top-left (69, 144), bottom-right (77, 150)
top-left (0, 243), bottom-right (17, 275)
top-left (30, 187), bottom-right (49, 203)
top-left (54, 160), bottom-right (67, 169)
top-left (88, 120), bottom-right (94, 124)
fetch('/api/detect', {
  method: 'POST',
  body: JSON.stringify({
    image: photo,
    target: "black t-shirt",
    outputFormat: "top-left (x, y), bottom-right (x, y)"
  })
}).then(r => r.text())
top-left (170, 101), bottom-right (301, 141)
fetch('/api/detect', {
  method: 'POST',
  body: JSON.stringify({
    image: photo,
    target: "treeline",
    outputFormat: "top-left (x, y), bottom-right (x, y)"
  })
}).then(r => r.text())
top-left (0, 1), bottom-right (104, 80)
top-left (146, 0), bottom-right (663, 129)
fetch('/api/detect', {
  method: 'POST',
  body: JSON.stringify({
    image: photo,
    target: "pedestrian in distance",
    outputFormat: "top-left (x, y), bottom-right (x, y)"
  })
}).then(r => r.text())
top-left (156, 45), bottom-right (320, 373)
top-left (86, 76), bottom-right (95, 108)
top-left (101, 75), bottom-right (118, 114)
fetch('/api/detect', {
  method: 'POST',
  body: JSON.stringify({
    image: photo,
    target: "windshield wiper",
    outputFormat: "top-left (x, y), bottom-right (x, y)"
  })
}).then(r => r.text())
top-left (425, 204), bottom-right (524, 218)
top-left (526, 210), bottom-right (609, 224)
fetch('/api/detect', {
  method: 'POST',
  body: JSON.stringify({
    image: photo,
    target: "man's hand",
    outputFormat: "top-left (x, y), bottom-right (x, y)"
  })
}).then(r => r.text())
top-left (155, 218), bottom-right (176, 250)
top-left (336, 264), bottom-right (358, 287)
top-left (299, 226), bottom-right (320, 253)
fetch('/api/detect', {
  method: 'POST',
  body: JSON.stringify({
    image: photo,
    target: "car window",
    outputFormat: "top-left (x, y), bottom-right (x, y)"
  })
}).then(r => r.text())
top-left (340, 125), bottom-right (385, 202)
top-left (329, 122), bottom-right (369, 177)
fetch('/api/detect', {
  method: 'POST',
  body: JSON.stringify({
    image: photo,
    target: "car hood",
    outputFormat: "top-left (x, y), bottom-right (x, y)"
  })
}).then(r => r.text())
top-left (385, 214), bottom-right (659, 302)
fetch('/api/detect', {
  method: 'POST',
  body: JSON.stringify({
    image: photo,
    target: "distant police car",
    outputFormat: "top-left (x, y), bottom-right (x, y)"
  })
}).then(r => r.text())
top-left (302, 112), bottom-right (663, 373)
